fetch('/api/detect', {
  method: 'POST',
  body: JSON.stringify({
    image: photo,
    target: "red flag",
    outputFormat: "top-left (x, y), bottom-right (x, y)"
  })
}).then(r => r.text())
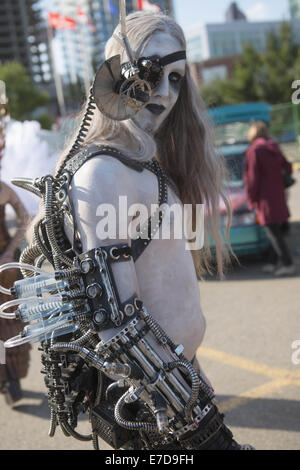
top-left (77, 7), bottom-right (96, 32)
top-left (48, 12), bottom-right (77, 30)
top-left (137, 0), bottom-right (161, 12)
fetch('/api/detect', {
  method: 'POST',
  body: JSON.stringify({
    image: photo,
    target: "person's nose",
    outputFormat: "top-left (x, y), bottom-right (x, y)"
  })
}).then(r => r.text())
top-left (153, 72), bottom-right (169, 99)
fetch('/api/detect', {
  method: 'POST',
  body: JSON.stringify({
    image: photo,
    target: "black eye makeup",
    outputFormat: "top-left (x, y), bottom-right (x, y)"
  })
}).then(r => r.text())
top-left (168, 72), bottom-right (184, 87)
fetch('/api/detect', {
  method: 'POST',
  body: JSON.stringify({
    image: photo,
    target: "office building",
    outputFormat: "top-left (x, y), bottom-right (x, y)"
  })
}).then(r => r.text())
top-left (0, 0), bottom-right (52, 86)
top-left (185, 19), bottom-right (300, 64)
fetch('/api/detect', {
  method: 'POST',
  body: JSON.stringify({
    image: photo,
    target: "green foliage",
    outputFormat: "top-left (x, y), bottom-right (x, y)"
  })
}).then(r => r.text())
top-left (36, 112), bottom-right (54, 130)
top-left (200, 22), bottom-right (300, 108)
top-left (0, 61), bottom-right (50, 120)
top-left (201, 79), bottom-right (233, 108)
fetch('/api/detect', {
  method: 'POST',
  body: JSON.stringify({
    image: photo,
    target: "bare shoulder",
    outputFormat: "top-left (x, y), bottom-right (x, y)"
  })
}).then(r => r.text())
top-left (68, 154), bottom-right (139, 249)
top-left (70, 153), bottom-right (138, 211)
top-left (74, 154), bottom-right (133, 189)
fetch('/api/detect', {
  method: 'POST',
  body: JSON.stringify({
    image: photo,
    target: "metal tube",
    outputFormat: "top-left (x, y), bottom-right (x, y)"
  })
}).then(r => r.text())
top-left (136, 334), bottom-right (191, 401)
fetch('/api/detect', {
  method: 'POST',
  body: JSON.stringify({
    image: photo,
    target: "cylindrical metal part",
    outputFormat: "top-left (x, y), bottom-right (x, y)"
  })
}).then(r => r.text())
top-left (103, 361), bottom-right (131, 378)
top-left (155, 410), bottom-right (169, 435)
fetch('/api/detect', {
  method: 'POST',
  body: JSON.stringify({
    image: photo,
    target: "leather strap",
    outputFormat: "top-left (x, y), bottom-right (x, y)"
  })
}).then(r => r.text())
top-left (159, 50), bottom-right (186, 66)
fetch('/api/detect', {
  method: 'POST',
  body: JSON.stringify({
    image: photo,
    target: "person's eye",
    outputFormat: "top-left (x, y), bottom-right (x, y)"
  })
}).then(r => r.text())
top-left (168, 72), bottom-right (183, 84)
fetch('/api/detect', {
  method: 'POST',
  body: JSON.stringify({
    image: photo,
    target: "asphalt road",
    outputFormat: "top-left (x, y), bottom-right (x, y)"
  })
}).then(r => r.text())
top-left (1, 173), bottom-right (300, 451)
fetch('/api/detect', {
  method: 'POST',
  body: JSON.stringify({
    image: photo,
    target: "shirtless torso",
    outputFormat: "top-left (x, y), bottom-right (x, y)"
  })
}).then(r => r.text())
top-left (70, 155), bottom-right (206, 362)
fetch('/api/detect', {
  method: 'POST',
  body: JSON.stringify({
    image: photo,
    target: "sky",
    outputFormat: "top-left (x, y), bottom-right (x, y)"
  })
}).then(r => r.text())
top-left (172, 0), bottom-right (290, 30)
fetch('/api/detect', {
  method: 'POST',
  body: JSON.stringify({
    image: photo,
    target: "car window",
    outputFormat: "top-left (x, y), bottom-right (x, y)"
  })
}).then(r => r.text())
top-left (215, 122), bottom-right (250, 146)
top-left (225, 153), bottom-right (245, 184)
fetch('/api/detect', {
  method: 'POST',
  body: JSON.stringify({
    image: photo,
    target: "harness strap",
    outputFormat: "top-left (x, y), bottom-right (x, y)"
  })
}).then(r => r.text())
top-left (59, 144), bottom-right (174, 262)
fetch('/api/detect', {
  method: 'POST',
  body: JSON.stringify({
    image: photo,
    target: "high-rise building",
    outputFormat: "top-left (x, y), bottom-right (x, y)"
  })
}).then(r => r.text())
top-left (185, 19), bottom-right (300, 65)
top-left (290, 0), bottom-right (300, 19)
top-left (0, 0), bottom-right (52, 87)
top-left (45, 0), bottom-right (173, 89)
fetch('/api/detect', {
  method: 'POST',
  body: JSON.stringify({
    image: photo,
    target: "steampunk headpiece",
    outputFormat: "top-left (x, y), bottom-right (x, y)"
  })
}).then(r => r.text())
top-left (92, 0), bottom-right (186, 121)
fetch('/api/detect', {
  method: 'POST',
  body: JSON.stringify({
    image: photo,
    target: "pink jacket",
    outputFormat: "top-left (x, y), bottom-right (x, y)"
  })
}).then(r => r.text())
top-left (243, 138), bottom-right (292, 225)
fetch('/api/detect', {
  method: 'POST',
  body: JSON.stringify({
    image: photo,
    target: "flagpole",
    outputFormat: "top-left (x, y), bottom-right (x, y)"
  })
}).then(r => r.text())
top-left (46, 23), bottom-right (66, 117)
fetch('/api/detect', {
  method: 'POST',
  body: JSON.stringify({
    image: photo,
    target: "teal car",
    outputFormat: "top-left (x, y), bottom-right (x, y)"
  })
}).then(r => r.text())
top-left (208, 103), bottom-right (271, 256)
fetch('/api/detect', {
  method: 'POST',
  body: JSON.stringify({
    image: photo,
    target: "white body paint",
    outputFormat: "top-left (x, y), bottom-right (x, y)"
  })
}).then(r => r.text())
top-left (70, 156), bottom-right (206, 362)
top-left (132, 33), bottom-right (186, 135)
top-left (68, 32), bottom-right (208, 372)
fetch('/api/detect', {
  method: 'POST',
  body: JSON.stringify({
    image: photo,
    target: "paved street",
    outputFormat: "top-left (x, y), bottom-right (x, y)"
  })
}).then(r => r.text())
top-left (197, 170), bottom-right (300, 451)
top-left (1, 172), bottom-right (300, 451)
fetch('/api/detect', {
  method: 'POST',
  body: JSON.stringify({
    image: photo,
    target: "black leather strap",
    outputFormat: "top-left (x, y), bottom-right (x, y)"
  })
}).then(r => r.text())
top-left (159, 50), bottom-right (186, 66)
top-left (131, 159), bottom-right (168, 262)
top-left (60, 143), bottom-right (144, 179)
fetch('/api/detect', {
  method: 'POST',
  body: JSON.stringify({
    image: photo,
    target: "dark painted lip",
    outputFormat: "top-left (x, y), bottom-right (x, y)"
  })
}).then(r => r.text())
top-left (146, 104), bottom-right (166, 115)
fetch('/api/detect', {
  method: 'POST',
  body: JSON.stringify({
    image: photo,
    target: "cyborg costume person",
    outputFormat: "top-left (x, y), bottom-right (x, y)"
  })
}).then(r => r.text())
top-left (0, 2), bottom-right (252, 450)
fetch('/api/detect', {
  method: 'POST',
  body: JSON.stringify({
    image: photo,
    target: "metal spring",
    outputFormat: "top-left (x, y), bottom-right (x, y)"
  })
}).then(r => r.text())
top-left (114, 391), bottom-right (157, 432)
top-left (44, 176), bottom-right (60, 270)
top-left (35, 254), bottom-right (47, 269)
top-left (92, 432), bottom-right (99, 450)
top-left (52, 204), bottom-right (73, 267)
top-left (59, 420), bottom-right (71, 437)
top-left (74, 312), bottom-right (91, 322)
top-left (71, 329), bottom-right (98, 347)
top-left (144, 304), bottom-right (215, 404)
top-left (48, 408), bottom-right (57, 437)
top-left (44, 177), bottom-right (73, 269)
top-left (34, 221), bottom-right (53, 265)
top-left (20, 244), bottom-right (43, 278)
top-left (56, 89), bottom-right (96, 178)
top-left (24, 301), bottom-right (63, 317)
top-left (166, 360), bottom-right (200, 421)
top-left (60, 420), bottom-right (92, 442)
top-left (64, 288), bottom-right (85, 300)
top-left (54, 269), bottom-right (81, 280)
top-left (142, 311), bottom-right (177, 350)
top-left (52, 208), bottom-right (69, 251)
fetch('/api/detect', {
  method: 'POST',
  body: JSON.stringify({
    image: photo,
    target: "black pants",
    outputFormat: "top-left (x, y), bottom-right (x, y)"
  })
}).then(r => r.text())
top-left (264, 224), bottom-right (293, 267)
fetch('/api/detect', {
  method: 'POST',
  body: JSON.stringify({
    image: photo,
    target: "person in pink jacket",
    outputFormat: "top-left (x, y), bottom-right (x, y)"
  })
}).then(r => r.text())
top-left (243, 121), bottom-right (296, 276)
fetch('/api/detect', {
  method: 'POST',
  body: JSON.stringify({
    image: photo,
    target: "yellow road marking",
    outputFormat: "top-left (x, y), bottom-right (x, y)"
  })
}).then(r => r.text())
top-left (197, 347), bottom-right (300, 413)
top-left (198, 347), bottom-right (300, 380)
top-left (292, 162), bottom-right (300, 171)
top-left (219, 378), bottom-right (292, 414)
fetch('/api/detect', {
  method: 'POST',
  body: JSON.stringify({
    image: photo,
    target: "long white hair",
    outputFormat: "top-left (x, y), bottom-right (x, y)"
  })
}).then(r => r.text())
top-left (52, 11), bottom-right (232, 277)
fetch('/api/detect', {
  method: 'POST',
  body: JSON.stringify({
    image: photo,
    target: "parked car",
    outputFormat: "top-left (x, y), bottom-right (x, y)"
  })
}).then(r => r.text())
top-left (208, 103), bottom-right (271, 257)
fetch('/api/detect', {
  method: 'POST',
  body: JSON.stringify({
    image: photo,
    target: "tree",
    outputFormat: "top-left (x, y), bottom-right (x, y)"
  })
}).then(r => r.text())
top-left (200, 79), bottom-right (232, 108)
top-left (261, 22), bottom-right (299, 103)
top-left (0, 62), bottom-right (50, 120)
top-left (229, 44), bottom-right (264, 102)
top-left (200, 22), bottom-right (300, 108)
